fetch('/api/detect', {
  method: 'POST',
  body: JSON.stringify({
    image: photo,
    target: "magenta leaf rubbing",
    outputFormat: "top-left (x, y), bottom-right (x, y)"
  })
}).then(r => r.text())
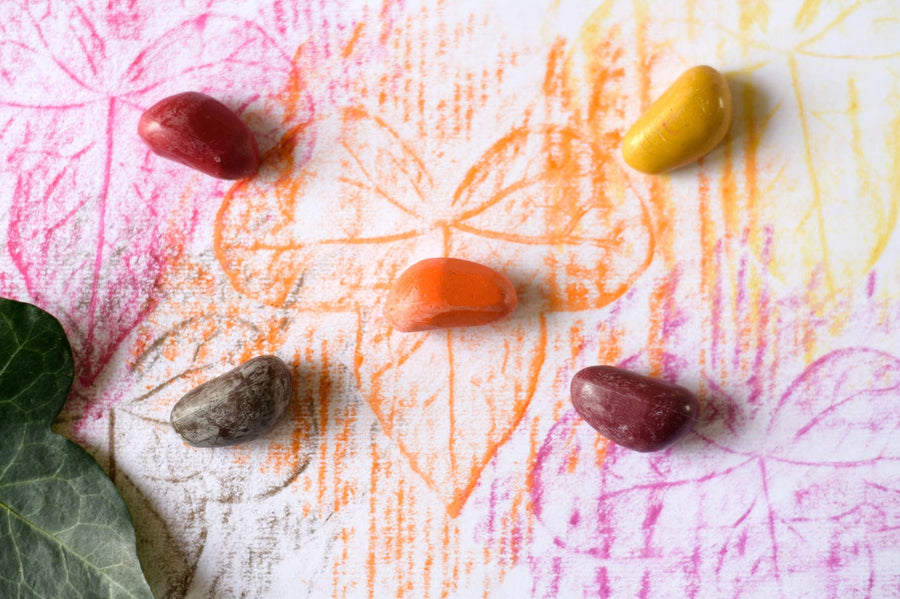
top-left (123, 15), bottom-right (292, 99)
top-left (526, 348), bottom-right (900, 597)
top-left (530, 412), bottom-right (755, 555)
top-left (1, 5), bottom-right (292, 387)
top-left (768, 348), bottom-right (900, 461)
top-left (764, 459), bottom-right (899, 597)
top-left (6, 99), bottom-right (181, 388)
top-left (527, 411), bottom-right (770, 598)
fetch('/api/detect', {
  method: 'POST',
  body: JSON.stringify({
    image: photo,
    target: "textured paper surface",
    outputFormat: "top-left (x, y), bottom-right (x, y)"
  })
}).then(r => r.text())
top-left (1, 1), bottom-right (899, 597)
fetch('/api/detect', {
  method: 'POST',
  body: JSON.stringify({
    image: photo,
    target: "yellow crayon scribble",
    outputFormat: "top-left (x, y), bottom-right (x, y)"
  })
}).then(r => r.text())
top-left (740, 0), bottom-right (770, 33)
top-left (794, 0), bottom-right (825, 31)
top-left (796, 1), bottom-right (864, 49)
top-left (788, 53), bottom-right (832, 293)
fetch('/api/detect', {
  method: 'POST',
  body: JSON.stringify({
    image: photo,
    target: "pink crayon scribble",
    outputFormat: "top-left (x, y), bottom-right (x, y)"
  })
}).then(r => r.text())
top-left (527, 348), bottom-right (900, 598)
top-left (1, 4), bottom-right (295, 390)
top-left (767, 348), bottom-right (900, 461)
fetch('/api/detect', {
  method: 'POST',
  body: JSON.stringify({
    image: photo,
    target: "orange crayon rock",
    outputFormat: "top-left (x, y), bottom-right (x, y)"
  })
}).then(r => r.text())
top-left (386, 258), bottom-right (517, 332)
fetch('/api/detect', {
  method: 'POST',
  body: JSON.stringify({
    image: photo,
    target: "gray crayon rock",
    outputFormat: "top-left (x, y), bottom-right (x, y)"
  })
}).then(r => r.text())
top-left (171, 355), bottom-right (293, 447)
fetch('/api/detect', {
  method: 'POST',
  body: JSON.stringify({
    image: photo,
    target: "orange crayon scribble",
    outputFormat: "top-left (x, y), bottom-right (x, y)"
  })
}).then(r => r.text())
top-left (216, 106), bottom-right (429, 314)
top-left (211, 16), bottom-right (668, 599)
top-left (126, 255), bottom-right (312, 493)
top-left (358, 312), bottom-right (548, 519)
top-left (277, 47), bottom-right (312, 127)
top-left (593, 433), bottom-right (610, 469)
top-left (215, 123), bottom-right (317, 309)
top-left (698, 171), bottom-right (721, 380)
top-left (259, 357), bottom-right (315, 479)
top-left (564, 420), bottom-right (581, 474)
top-left (342, 22), bottom-right (366, 59)
top-left (647, 274), bottom-right (674, 376)
top-left (453, 123), bottom-right (654, 313)
top-left (720, 135), bottom-right (739, 239)
top-left (739, 81), bottom-right (775, 384)
top-left (629, 3), bottom-right (673, 374)
top-left (741, 81), bottom-right (763, 240)
top-left (542, 38), bottom-right (570, 118)
top-left (366, 438), bottom-right (380, 599)
top-left (227, 83), bottom-right (648, 520)
top-left (523, 415), bottom-right (542, 516)
top-left (361, 445), bottom-right (464, 599)
top-left (566, 319), bottom-right (587, 367)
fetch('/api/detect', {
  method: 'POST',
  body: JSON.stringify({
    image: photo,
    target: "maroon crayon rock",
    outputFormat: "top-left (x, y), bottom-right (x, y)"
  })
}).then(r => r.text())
top-left (570, 365), bottom-right (699, 452)
top-left (138, 91), bottom-right (259, 179)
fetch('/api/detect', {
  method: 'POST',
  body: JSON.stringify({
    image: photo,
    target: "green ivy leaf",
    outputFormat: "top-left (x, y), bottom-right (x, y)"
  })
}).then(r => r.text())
top-left (0, 298), bottom-right (153, 599)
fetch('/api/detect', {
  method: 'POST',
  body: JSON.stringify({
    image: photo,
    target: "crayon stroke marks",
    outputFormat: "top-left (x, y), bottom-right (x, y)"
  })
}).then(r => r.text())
top-left (122, 259), bottom-right (312, 503)
top-left (216, 94), bottom-right (652, 514)
top-left (558, 30), bottom-right (900, 599)
top-left (712, 1), bottom-right (900, 300)
top-left (528, 347), bottom-right (900, 597)
top-left (119, 253), bottom-right (366, 596)
top-left (358, 309), bottom-right (548, 517)
top-left (214, 0), bottom-right (655, 519)
top-left (766, 348), bottom-right (900, 461)
top-left (451, 125), bottom-right (654, 312)
top-left (0, 4), bottom-right (292, 389)
top-left (218, 112), bottom-right (653, 313)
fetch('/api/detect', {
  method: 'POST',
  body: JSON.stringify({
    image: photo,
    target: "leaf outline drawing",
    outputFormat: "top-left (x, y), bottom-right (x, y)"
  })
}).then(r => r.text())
top-left (695, 0), bottom-right (900, 297)
top-left (1, 5), bottom-right (294, 387)
top-left (215, 83), bottom-right (654, 514)
top-left (528, 347), bottom-right (900, 597)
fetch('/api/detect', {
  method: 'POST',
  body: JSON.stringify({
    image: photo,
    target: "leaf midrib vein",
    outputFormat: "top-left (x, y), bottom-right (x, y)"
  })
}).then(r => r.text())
top-left (0, 436), bottom-right (26, 482)
top-left (0, 317), bottom-right (33, 379)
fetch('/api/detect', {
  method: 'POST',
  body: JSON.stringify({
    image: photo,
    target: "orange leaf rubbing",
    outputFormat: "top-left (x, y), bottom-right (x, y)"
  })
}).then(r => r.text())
top-left (358, 308), bottom-right (547, 517)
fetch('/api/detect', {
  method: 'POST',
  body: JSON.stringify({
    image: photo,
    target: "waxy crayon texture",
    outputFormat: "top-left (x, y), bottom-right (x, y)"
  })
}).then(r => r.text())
top-left (0, 1), bottom-right (898, 597)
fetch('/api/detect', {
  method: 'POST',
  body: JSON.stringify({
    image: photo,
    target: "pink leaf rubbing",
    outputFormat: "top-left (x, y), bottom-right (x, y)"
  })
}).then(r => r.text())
top-left (2, 6), bottom-right (292, 387)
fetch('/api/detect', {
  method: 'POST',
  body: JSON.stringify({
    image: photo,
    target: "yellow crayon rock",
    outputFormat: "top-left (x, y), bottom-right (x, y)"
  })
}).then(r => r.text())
top-left (622, 65), bottom-right (732, 174)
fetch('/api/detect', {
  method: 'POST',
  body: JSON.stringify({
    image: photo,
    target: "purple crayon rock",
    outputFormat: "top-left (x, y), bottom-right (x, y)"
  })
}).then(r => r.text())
top-left (570, 365), bottom-right (699, 452)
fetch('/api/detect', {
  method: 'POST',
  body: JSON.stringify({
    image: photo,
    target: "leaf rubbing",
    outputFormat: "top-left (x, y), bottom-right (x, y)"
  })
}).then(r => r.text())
top-left (219, 103), bottom-right (651, 515)
top-left (0, 298), bottom-right (152, 599)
